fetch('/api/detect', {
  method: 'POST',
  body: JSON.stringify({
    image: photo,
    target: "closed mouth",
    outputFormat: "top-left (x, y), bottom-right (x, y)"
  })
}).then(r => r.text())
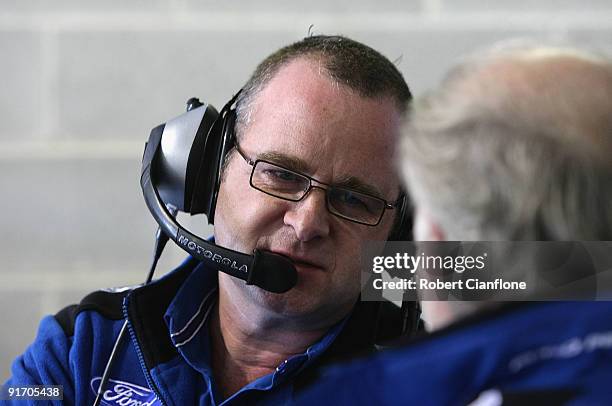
top-left (270, 250), bottom-right (326, 271)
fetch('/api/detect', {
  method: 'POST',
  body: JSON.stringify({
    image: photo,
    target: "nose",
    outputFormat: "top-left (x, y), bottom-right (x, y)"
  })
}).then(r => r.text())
top-left (283, 187), bottom-right (330, 242)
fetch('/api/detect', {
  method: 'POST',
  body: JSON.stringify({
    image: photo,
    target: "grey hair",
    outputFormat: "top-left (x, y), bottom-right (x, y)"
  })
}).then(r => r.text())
top-left (400, 43), bottom-right (612, 241)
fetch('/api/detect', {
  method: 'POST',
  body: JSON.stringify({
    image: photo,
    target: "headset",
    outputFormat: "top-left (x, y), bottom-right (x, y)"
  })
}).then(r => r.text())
top-left (141, 90), bottom-right (413, 284)
top-left (146, 91), bottom-right (412, 232)
top-left (140, 91), bottom-right (297, 294)
top-left (93, 91), bottom-right (418, 406)
top-left (141, 88), bottom-right (417, 327)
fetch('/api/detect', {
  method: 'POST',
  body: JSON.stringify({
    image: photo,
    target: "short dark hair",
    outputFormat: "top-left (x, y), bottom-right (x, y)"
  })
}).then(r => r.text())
top-left (235, 35), bottom-right (412, 137)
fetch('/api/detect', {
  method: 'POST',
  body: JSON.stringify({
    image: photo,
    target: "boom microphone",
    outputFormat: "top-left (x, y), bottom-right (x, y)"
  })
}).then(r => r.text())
top-left (140, 103), bottom-right (297, 294)
top-left (141, 166), bottom-right (297, 293)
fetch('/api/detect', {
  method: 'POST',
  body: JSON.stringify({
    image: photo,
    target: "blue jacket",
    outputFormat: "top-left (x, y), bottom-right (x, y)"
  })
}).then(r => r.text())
top-left (6, 257), bottom-right (409, 406)
top-left (297, 301), bottom-right (612, 405)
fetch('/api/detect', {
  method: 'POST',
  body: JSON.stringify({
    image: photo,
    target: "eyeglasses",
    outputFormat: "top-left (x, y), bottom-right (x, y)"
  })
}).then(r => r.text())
top-left (234, 144), bottom-right (402, 226)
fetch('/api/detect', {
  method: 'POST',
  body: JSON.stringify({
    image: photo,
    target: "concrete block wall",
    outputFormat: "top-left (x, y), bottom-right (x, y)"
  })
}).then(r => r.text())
top-left (1, 0), bottom-right (611, 381)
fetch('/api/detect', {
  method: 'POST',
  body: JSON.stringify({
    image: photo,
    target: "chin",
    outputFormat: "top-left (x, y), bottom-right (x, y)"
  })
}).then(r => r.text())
top-left (247, 283), bottom-right (319, 314)
top-left (256, 282), bottom-right (359, 325)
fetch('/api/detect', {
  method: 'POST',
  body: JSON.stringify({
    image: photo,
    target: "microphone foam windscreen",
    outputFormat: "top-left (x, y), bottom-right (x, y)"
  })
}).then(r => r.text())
top-left (249, 251), bottom-right (298, 293)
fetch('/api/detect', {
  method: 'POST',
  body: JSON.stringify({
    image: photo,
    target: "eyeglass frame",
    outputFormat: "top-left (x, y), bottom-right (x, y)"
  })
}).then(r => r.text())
top-left (232, 143), bottom-right (403, 226)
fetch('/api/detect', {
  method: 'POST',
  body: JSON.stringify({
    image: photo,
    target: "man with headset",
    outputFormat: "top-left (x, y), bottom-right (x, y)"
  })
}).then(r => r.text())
top-left (297, 43), bottom-right (612, 404)
top-left (6, 35), bottom-right (414, 405)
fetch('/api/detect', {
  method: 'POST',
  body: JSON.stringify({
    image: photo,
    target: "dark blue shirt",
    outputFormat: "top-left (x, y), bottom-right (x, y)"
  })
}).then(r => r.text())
top-left (6, 257), bottom-right (348, 406)
top-left (296, 301), bottom-right (612, 406)
top-left (160, 258), bottom-right (347, 405)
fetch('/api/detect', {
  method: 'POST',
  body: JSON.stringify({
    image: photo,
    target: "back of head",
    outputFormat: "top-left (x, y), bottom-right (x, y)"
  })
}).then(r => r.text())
top-left (235, 35), bottom-right (412, 138)
top-left (401, 44), bottom-right (612, 241)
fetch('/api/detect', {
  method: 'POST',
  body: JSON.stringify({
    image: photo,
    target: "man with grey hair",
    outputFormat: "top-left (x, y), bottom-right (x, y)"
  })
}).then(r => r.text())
top-left (296, 44), bottom-right (612, 404)
top-left (406, 45), bottom-right (612, 331)
top-left (6, 35), bottom-right (416, 405)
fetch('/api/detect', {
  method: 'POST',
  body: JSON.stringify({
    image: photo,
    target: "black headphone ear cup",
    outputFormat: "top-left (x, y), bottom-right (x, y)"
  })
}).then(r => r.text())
top-left (206, 108), bottom-right (237, 223)
top-left (189, 92), bottom-right (242, 223)
top-left (220, 109), bottom-right (237, 162)
top-left (389, 195), bottom-right (413, 241)
top-left (187, 111), bottom-right (223, 220)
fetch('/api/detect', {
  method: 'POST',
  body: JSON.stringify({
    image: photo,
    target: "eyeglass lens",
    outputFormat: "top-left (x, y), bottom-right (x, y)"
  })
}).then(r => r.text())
top-left (250, 160), bottom-right (384, 225)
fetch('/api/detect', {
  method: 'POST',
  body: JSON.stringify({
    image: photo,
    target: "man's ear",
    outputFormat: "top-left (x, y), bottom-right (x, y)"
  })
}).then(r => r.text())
top-left (413, 207), bottom-right (452, 332)
top-left (413, 208), bottom-right (445, 241)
